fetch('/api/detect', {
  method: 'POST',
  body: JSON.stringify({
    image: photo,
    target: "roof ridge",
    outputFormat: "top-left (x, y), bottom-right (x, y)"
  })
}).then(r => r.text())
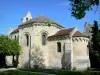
top-left (69, 27), bottom-right (75, 35)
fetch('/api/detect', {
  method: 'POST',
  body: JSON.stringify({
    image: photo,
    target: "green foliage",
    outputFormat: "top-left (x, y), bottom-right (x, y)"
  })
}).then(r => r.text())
top-left (88, 21), bottom-right (100, 68)
top-left (0, 35), bottom-right (21, 55)
top-left (69, 0), bottom-right (99, 19)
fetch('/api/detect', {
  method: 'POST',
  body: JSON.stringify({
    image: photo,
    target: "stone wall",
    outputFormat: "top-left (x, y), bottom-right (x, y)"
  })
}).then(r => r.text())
top-left (48, 36), bottom-right (72, 69)
top-left (72, 37), bottom-right (90, 70)
top-left (18, 23), bottom-right (61, 68)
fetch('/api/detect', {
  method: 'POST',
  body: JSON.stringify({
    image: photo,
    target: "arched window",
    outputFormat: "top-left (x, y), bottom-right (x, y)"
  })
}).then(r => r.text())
top-left (57, 42), bottom-right (61, 52)
top-left (26, 18), bottom-right (28, 21)
top-left (25, 34), bottom-right (29, 46)
top-left (42, 33), bottom-right (47, 45)
top-left (15, 35), bottom-right (16, 40)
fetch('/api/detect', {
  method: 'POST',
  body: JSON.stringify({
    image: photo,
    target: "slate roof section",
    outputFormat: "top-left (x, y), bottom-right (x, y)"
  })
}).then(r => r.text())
top-left (11, 27), bottom-right (19, 34)
top-left (73, 31), bottom-right (88, 37)
top-left (48, 28), bottom-right (74, 38)
top-left (32, 15), bottom-right (56, 23)
top-left (19, 15), bottom-right (64, 28)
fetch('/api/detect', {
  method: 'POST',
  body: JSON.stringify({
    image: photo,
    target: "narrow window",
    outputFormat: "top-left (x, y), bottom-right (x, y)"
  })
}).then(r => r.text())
top-left (25, 34), bottom-right (29, 46)
top-left (42, 33), bottom-right (47, 45)
top-left (15, 35), bottom-right (16, 40)
top-left (26, 18), bottom-right (28, 21)
top-left (57, 42), bottom-right (61, 52)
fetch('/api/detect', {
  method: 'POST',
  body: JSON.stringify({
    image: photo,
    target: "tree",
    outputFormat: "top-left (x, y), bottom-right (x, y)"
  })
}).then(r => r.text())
top-left (0, 35), bottom-right (21, 67)
top-left (88, 20), bottom-right (100, 68)
top-left (69, 0), bottom-right (99, 19)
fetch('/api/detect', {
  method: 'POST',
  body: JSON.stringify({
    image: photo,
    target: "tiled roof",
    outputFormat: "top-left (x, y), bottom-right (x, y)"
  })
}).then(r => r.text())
top-left (11, 28), bottom-right (19, 34)
top-left (32, 15), bottom-right (56, 23)
top-left (48, 28), bottom-right (88, 38)
top-left (20, 15), bottom-right (64, 28)
top-left (21, 15), bottom-right (57, 25)
top-left (48, 28), bottom-right (74, 38)
top-left (73, 31), bottom-right (87, 37)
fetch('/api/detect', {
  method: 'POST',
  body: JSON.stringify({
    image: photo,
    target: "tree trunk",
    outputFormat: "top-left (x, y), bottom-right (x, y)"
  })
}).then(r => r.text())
top-left (12, 55), bottom-right (15, 67)
top-left (16, 54), bottom-right (19, 67)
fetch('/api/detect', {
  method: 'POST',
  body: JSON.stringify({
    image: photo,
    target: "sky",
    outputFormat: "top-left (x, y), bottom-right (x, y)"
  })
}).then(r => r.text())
top-left (0, 0), bottom-right (100, 35)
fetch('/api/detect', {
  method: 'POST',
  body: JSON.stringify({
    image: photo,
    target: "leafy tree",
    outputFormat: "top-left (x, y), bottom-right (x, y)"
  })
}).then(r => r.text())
top-left (69, 0), bottom-right (99, 19)
top-left (0, 35), bottom-right (21, 67)
top-left (88, 20), bottom-right (100, 68)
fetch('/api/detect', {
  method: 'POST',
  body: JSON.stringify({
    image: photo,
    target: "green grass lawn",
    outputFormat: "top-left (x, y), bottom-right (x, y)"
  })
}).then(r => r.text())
top-left (18, 68), bottom-right (100, 75)
top-left (0, 70), bottom-right (47, 75)
top-left (1, 69), bottom-right (100, 75)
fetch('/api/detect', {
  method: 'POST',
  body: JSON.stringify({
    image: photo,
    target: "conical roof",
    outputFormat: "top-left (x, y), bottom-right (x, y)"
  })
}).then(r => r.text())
top-left (19, 15), bottom-right (64, 28)
top-left (31, 15), bottom-right (56, 23)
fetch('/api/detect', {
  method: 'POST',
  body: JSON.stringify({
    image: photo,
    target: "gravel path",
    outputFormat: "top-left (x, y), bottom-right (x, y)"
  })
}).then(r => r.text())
top-left (0, 68), bottom-right (16, 72)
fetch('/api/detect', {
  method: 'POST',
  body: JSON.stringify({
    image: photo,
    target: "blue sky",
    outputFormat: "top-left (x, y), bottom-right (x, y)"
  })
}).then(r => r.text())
top-left (0, 0), bottom-right (100, 34)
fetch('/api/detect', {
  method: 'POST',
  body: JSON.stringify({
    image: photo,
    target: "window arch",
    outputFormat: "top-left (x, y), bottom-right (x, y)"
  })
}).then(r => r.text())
top-left (42, 33), bottom-right (47, 45)
top-left (25, 34), bottom-right (29, 46)
top-left (57, 42), bottom-right (61, 52)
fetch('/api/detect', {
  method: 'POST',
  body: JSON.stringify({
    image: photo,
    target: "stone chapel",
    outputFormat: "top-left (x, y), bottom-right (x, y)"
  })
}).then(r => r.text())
top-left (8, 12), bottom-right (90, 70)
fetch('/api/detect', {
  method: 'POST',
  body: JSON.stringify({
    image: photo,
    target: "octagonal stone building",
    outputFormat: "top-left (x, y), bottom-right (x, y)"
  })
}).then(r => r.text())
top-left (8, 12), bottom-right (90, 70)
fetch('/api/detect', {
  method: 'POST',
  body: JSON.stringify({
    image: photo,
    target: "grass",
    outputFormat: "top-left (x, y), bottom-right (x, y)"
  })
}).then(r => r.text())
top-left (18, 68), bottom-right (100, 75)
top-left (1, 68), bottom-right (100, 75)
top-left (0, 70), bottom-right (48, 75)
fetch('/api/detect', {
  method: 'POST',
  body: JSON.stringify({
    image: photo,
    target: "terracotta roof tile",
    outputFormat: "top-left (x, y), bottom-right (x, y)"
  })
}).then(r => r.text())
top-left (73, 31), bottom-right (87, 37)
top-left (48, 28), bottom-right (74, 38)
top-left (11, 28), bottom-right (19, 34)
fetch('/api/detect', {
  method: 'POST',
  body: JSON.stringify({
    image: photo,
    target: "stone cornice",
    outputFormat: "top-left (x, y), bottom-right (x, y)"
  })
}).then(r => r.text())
top-left (18, 22), bottom-right (64, 29)
top-left (72, 37), bottom-right (89, 42)
top-left (48, 35), bottom-right (70, 41)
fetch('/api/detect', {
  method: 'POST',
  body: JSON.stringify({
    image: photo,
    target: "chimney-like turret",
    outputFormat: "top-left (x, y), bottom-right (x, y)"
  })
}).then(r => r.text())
top-left (21, 11), bottom-right (32, 24)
